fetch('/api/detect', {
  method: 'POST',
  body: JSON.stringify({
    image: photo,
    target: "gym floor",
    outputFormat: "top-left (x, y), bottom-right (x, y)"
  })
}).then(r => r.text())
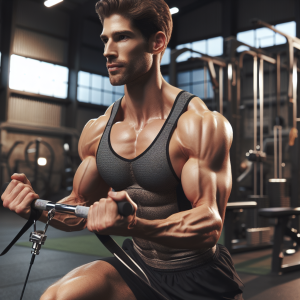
top-left (1, 207), bottom-right (300, 300)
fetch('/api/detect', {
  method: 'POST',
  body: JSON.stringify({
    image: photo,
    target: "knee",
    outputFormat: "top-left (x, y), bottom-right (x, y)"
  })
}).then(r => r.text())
top-left (40, 283), bottom-right (74, 300)
top-left (40, 284), bottom-right (58, 300)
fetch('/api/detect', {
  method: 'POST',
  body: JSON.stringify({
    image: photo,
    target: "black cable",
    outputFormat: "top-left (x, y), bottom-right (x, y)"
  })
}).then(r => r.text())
top-left (20, 254), bottom-right (36, 300)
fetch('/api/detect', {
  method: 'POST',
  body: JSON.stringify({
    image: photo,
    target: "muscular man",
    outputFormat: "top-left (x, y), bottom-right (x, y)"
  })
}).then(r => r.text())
top-left (1, 0), bottom-right (244, 299)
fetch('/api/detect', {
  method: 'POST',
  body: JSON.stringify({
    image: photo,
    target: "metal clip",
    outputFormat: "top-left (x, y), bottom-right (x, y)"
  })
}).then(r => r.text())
top-left (43, 209), bottom-right (56, 234)
top-left (29, 208), bottom-right (55, 255)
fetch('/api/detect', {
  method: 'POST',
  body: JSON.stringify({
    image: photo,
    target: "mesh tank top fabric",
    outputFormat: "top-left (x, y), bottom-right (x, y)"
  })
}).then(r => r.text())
top-left (96, 91), bottom-right (216, 269)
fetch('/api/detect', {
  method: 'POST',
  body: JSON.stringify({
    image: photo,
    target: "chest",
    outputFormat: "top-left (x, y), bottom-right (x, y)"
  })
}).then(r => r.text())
top-left (97, 117), bottom-right (185, 194)
top-left (110, 119), bottom-right (165, 159)
top-left (110, 119), bottom-right (186, 177)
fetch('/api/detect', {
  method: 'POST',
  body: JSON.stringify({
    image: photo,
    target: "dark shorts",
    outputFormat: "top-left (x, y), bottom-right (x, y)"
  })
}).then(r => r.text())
top-left (99, 239), bottom-right (244, 300)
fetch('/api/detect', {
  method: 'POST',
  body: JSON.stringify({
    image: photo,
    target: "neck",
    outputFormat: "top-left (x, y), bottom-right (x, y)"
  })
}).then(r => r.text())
top-left (123, 58), bottom-right (169, 129)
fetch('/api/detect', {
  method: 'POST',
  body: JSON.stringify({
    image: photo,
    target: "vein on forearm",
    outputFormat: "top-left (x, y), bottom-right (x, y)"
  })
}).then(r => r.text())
top-left (131, 204), bottom-right (222, 249)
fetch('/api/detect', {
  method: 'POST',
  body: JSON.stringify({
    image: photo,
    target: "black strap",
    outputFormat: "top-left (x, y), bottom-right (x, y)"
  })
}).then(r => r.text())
top-left (0, 208), bottom-right (42, 256)
top-left (95, 234), bottom-right (169, 300)
top-left (95, 234), bottom-right (150, 283)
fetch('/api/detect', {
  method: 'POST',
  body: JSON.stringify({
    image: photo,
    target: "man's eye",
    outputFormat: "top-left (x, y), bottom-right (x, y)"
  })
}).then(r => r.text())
top-left (102, 39), bottom-right (108, 44)
top-left (119, 35), bottom-right (127, 41)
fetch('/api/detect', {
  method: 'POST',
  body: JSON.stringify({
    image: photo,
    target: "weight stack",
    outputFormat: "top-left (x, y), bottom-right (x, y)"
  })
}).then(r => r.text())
top-left (246, 195), bottom-right (269, 228)
top-left (267, 179), bottom-right (290, 207)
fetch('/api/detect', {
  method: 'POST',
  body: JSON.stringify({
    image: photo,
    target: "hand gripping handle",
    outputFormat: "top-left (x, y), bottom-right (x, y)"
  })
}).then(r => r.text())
top-left (1, 183), bottom-right (134, 218)
top-left (73, 201), bottom-right (134, 218)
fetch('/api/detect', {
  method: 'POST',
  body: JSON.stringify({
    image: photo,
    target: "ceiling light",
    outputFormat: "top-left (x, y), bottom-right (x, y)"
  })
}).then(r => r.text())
top-left (44, 0), bottom-right (63, 8)
top-left (228, 64), bottom-right (232, 80)
top-left (38, 157), bottom-right (47, 166)
top-left (170, 7), bottom-right (179, 15)
top-left (63, 143), bottom-right (69, 151)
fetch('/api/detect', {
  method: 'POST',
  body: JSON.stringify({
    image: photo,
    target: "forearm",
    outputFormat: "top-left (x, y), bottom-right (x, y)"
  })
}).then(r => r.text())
top-left (38, 195), bottom-right (87, 232)
top-left (130, 205), bottom-right (222, 249)
top-left (37, 155), bottom-right (110, 232)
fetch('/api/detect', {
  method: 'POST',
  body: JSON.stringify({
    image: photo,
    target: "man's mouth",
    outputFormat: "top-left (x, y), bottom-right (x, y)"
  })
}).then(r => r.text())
top-left (107, 64), bottom-right (123, 72)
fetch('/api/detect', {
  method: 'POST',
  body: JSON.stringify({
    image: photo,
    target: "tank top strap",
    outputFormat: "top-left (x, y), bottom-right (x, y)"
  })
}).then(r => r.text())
top-left (166, 91), bottom-right (196, 126)
top-left (107, 97), bottom-right (122, 127)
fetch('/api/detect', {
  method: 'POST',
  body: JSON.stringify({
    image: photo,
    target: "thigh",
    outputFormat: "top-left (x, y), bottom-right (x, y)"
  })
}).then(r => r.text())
top-left (41, 260), bottom-right (137, 300)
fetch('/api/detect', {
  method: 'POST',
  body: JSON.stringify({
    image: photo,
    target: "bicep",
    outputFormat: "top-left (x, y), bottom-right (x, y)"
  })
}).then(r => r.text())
top-left (181, 158), bottom-right (217, 208)
top-left (181, 156), bottom-right (231, 221)
top-left (179, 110), bottom-right (232, 220)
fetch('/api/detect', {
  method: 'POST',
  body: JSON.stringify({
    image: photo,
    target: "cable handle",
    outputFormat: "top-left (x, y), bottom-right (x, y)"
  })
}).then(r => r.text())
top-left (1, 183), bottom-right (134, 218)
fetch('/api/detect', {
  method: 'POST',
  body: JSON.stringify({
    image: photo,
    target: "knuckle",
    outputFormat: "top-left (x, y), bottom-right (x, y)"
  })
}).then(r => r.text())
top-left (97, 224), bottom-right (104, 231)
top-left (27, 192), bottom-right (35, 199)
top-left (24, 187), bottom-right (31, 194)
top-left (106, 198), bottom-right (113, 204)
top-left (105, 219), bottom-right (114, 228)
top-left (17, 182), bottom-right (24, 189)
top-left (15, 206), bottom-right (22, 214)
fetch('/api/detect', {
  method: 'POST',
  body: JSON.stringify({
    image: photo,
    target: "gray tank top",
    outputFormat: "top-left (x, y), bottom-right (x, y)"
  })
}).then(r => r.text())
top-left (96, 91), bottom-right (216, 269)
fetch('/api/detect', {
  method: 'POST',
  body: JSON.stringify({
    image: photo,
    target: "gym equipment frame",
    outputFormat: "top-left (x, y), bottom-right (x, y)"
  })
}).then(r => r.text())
top-left (259, 207), bottom-right (300, 274)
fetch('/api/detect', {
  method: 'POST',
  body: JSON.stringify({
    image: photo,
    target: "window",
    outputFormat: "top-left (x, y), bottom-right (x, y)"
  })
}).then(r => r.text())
top-left (177, 68), bottom-right (213, 99)
top-left (176, 36), bottom-right (223, 62)
top-left (162, 74), bottom-right (169, 83)
top-left (77, 71), bottom-right (124, 106)
top-left (9, 55), bottom-right (69, 99)
top-left (161, 48), bottom-right (171, 65)
top-left (237, 21), bottom-right (296, 51)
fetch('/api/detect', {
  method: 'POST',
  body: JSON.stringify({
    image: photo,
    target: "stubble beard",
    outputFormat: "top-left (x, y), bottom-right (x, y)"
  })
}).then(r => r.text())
top-left (109, 54), bottom-right (152, 87)
top-left (109, 69), bottom-right (130, 86)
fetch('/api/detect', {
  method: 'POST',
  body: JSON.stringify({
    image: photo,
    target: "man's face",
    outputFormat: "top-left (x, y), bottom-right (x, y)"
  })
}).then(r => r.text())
top-left (101, 14), bottom-right (153, 86)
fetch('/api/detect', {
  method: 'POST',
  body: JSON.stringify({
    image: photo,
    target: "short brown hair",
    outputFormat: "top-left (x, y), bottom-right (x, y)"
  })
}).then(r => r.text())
top-left (95, 0), bottom-right (172, 56)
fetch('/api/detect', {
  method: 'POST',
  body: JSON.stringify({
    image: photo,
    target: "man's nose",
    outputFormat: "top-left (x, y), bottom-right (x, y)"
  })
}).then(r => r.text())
top-left (103, 40), bottom-right (117, 58)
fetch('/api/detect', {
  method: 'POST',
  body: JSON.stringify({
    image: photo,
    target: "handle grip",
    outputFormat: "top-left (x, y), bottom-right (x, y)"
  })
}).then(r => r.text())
top-left (2, 182), bottom-right (134, 218)
top-left (73, 201), bottom-right (134, 218)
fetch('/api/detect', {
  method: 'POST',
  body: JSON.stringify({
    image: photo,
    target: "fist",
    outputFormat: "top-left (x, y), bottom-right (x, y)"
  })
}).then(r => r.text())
top-left (1, 173), bottom-right (39, 219)
top-left (87, 191), bottom-right (137, 236)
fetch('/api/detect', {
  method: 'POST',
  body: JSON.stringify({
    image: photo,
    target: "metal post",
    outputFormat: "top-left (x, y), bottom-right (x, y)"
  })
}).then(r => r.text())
top-left (276, 54), bottom-right (281, 117)
top-left (33, 139), bottom-right (40, 190)
top-left (293, 60), bottom-right (298, 129)
top-left (279, 126), bottom-right (282, 179)
top-left (271, 216), bottom-right (288, 274)
top-left (0, 0), bottom-right (17, 123)
top-left (66, 11), bottom-right (83, 128)
top-left (219, 67), bottom-right (223, 115)
top-left (274, 127), bottom-right (278, 179)
top-left (253, 56), bottom-right (258, 196)
top-left (274, 126), bottom-right (283, 179)
top-left (259, 58), bottom-right (264, 196)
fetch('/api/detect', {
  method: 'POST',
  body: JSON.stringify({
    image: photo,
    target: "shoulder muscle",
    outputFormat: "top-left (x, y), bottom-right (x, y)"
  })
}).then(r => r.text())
top-left (177, 97), bottom-right (232, 170)
top-left (78, 105), bottom-right (113, 160)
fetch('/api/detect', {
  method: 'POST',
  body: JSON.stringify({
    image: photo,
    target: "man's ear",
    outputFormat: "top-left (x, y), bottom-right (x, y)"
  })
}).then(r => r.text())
top-left (150, 31), bottom-right (166, 55)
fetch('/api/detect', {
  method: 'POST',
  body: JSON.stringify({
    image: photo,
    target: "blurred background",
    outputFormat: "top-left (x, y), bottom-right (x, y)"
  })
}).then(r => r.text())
top-left (1, 1), bottom-right (300, 300)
